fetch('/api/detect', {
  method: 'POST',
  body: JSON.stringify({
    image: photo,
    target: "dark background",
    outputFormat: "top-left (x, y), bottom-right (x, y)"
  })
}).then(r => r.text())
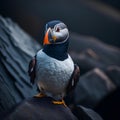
top-left (0, 0), bottom-right (120, 47)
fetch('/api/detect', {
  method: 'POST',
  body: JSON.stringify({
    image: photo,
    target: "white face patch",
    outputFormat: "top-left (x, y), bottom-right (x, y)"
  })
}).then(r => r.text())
top-left (47, 22), bottom-right (69, 44)
top-left (52, 28), bottom-right (68, 38)
top-left (50, 28), bottom-right (69, 44)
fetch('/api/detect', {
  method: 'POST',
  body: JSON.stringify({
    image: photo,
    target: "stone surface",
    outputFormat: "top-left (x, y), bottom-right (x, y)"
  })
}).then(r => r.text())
top-left (95, 88), bottom-right (120, 120)
top-left (69, 33), bottom-right (120, 74)
top-left (72, 105), bottom-right (103, 120)
top-left (74, 68), bottom-right (116, 108)
top-left (105, 66), bottom-right (120, 87)
top-left (2, 97), bottom-right (78, 120)
top-left (0, 16), bottom-right (41, 112)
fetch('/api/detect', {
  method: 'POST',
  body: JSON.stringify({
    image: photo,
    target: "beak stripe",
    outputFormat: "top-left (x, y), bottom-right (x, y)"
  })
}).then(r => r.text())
top-left (52, 36), bottom-right (57, 41)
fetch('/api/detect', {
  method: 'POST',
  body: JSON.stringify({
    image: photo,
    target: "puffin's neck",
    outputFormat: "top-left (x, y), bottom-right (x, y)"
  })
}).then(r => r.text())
top-left (43, 40), bottom-right (69, 61)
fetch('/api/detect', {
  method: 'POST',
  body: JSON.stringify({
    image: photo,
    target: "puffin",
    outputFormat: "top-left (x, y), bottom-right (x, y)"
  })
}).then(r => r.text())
top-left (28, 20), bottom-right (80, 104)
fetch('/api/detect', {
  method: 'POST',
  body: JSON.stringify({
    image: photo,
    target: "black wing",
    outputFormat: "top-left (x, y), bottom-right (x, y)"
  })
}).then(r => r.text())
top-left (28, 55), bottom-right (36, 84)
top-left (66, 64), bottom-right (80, 94)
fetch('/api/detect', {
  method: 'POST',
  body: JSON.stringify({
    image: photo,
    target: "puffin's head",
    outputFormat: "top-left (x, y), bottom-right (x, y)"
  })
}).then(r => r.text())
top-left (43, 20), bottom-right (69, 45)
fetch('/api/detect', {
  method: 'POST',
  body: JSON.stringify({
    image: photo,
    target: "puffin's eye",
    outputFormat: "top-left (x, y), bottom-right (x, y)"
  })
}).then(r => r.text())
top-left (55, 27), bottom-right (60, 32)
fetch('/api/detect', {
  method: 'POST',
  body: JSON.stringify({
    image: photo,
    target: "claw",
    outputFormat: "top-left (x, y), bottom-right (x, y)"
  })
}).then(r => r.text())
top-left (52, 99), bottom-right (67, 107)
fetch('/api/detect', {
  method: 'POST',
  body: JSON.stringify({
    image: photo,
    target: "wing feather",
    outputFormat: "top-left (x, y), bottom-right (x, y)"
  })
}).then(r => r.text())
top-left (66, 64), bottom-right (80, 94)
top-left (28, 56), bottom-right (36, 84)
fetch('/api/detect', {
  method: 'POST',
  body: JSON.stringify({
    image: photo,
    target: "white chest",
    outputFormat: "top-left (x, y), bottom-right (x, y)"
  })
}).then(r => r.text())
top-left (35, 50), bottom-right (74, 95)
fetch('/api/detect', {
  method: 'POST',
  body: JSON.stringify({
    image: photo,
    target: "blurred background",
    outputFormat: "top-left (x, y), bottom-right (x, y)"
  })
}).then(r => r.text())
top-left (0, 0), bottom-right (120, 120)
top-left (0, 0), bottom-right (120, 46)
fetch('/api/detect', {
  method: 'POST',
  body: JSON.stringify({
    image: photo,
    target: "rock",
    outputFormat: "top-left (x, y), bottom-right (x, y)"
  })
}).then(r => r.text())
top-left (69, 34), bottom-right (120, 108)
top-left (95, 88), bottom-right (120, 120)
top-left (69, 33), bottom-right (120, 74)
top-left (1, 97), bottom-right (103, 120)
top-left (72, 105), bottom-right (103, 120)
top-left (105, 66), bottom-right (120, 87)
top-left (74, 68), bottom-right (116, 108)
top-left (2, 97), bottom-right (78, 120)
top-left (0, 16), bottom-right (41, 112)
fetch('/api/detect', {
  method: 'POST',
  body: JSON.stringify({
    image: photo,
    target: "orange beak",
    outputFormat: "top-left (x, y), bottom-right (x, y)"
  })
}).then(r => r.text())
top-left (43, 28), bottom-right (51, 45)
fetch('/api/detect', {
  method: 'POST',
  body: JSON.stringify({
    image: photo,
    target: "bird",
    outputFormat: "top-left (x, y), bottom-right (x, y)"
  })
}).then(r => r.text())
top-left (28, 20), bottom-right (80, 104)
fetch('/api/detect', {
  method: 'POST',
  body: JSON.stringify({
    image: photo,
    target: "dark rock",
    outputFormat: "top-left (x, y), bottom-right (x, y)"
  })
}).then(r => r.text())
top-left (2, 97), bottom-right (78, 120)
top-left (74, 68), bottom-right (116, 108)
top-left (105, 66), bottom-right (120, 87)
top-left (0, 16), bottom-right (41, 112)
top-left (95, 88), bottom-right (120, 120)
top-left (72, 105), bottom-right (103, 120)
top-left (69, 33), bottom-right (120, 74)
top-left (69, 34), bottom-right (120, 108)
